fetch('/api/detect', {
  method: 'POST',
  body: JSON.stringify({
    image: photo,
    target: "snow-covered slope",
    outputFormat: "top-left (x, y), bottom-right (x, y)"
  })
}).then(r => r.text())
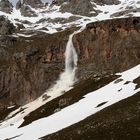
top-left (0, 64), bottom-right (139, 140)
top-left (0, 1), bottom-right (140, 140)
top-left (0, 0), bottom-right (140, 34)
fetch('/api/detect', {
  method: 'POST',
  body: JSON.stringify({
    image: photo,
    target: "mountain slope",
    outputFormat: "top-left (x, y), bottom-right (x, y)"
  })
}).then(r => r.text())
top-left (0, 64), bottom-right (139, 140)
top-left (0, 0), bottom-right (140, 140)
top-left (0, 0), bottom-right (139, 34)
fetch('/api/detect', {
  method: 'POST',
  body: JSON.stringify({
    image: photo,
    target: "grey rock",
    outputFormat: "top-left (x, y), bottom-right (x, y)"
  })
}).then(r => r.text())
top-left (111, 8), bottom-right (140, 18)
top-left (93, 0), bottom-right (121, 5)
top-left (25, 47), bottom-right (39, 57)
top-left (16, 0), bottom-right (44, 9)
top-left (20, 4), bottom-right (38, 17)
top-left (14, 52), bottom-right (24, 60)
top-left (0, 48), bottom-right (10, 60)
top-left (54, 108), bottom-right (61, 113)
top-left (0, 16), bottom-right (15, 35)
top-left (0, 0), bottom-right (13, 13)
top-left (60, 0), bottom-right (96, 16)
top-left (59, 98), bottom-right (69, 107)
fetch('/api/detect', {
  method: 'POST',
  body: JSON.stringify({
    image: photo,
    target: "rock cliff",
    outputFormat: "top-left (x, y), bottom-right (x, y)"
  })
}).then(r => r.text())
top-left (0, 0), bottom-right (13, 13)
top-left (0, 17), bottom-right (140, 107)
top-left (16, 0), bottom-right (44, 17)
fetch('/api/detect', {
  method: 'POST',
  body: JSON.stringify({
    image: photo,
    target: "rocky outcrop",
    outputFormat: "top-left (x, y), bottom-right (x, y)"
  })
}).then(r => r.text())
top-left (0, 16), bottom-right (16, 47)
top-left (16, 0), bottom-right (44, 17)
top-left (0, 29), bottom-right (74, 107)
top-left (52, 0), bottom-right (120, 16)
top-left (16, 0), bottom-right (44, 9)
top-left (111, 8), bottom-right (140, 18)
top-left (0, 0), bottom-right (13, 13)
top-left (0, 17), bottom-right (140, 107)
top-left (0, 16), bottom-right (15, 35)
top-left (60, 0), bottom-right (96, 16)
top-left (51, 0), bottom-right (97, 16)
top-left (73, 17), bottom-right (140, 78)
top-left (92, 0), bottom-right (121, 5)
top-left (20, 5), bottom-right (38, 17)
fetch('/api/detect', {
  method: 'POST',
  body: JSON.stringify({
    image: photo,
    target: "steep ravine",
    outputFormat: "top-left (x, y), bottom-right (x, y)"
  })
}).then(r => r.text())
top-left (0, 17), bottom-right (140, 108)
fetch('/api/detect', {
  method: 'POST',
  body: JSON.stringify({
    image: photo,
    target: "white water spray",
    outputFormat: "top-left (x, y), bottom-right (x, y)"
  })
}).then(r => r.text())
top-left (0, 28), bottom-right (84, 129)
top-left (65, 33), bottom-right (78, 73)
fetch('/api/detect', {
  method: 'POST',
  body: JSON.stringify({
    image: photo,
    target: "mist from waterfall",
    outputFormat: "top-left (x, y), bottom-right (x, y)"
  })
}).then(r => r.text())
top-left (0, 28), bottom-right (85, 129)
top-left (46, 32), bottom-right (78, 97)
top-left (65, 33), bottom-right (78, 74)
top-left (44, 27), bottom-right (86, 98)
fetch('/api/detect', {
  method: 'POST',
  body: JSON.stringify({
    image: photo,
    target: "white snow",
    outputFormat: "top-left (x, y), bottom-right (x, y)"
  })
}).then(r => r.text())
top-left (0, 0), bottom-right (140, 35)
top-left (0, 64), bottom-right (139, 140)
top-left (0, 0), bottom-right (140, 139)
top-left (0, 27), bottom-right (85, 130)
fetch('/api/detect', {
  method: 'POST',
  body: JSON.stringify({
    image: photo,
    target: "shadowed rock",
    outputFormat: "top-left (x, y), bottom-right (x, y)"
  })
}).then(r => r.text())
top-left (0, 16), bottom-right (15, 35)
top-left (0, 0), bottom-right (13, 13)
top-left (16, 0), bottom-right (44, 9)
top-left (92, 0), bottom-right (121, 5)
top-left (56, 0), bottom-right (97, 16)
top-left (16, 0), bottom-right (44, 17)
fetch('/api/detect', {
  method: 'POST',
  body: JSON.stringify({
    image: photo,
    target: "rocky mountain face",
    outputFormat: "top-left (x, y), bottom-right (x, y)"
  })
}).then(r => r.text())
top-left (0, 1), bottom-right (139, 139)
top-left (74, 18), bottom-right (140, 78)
top-left (16, 0), bottom-right (44, 17)
top-left (0, 16), bottom-right (140, 108)
top-left (0, 0), bottom-right (13, 13)
top-left (52, 0), bottom-right (120, 16)
top-left (16, 0), bottom-right (44, 9)
top-left (0, 0), bottom-right (139, 107)
top-left (54, 0), bottom-right (95, 16)
top-left (92, 0), bottom-right (121, 5)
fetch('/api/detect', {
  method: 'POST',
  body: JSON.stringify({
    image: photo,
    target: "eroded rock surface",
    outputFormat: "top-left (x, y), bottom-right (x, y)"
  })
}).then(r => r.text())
top-left (0, 17), bottom-right (140, 107)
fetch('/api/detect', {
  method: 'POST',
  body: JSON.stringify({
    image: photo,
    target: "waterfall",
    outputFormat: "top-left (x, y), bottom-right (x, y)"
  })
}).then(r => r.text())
top-left (64, 33), bottom-right (78, 82)
top-left (0, 29), bottom-right (83, 128)
top-left (46, 32), bottom-right (78, 97)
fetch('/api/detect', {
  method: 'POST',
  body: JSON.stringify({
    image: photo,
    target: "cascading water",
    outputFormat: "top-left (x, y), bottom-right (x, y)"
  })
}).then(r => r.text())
top-left (0, 29), bottom-right (82, 128)
top-left (65, 33), bottom-right (78, 74)
top-left (46, 31), bottom-right (78, 97)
